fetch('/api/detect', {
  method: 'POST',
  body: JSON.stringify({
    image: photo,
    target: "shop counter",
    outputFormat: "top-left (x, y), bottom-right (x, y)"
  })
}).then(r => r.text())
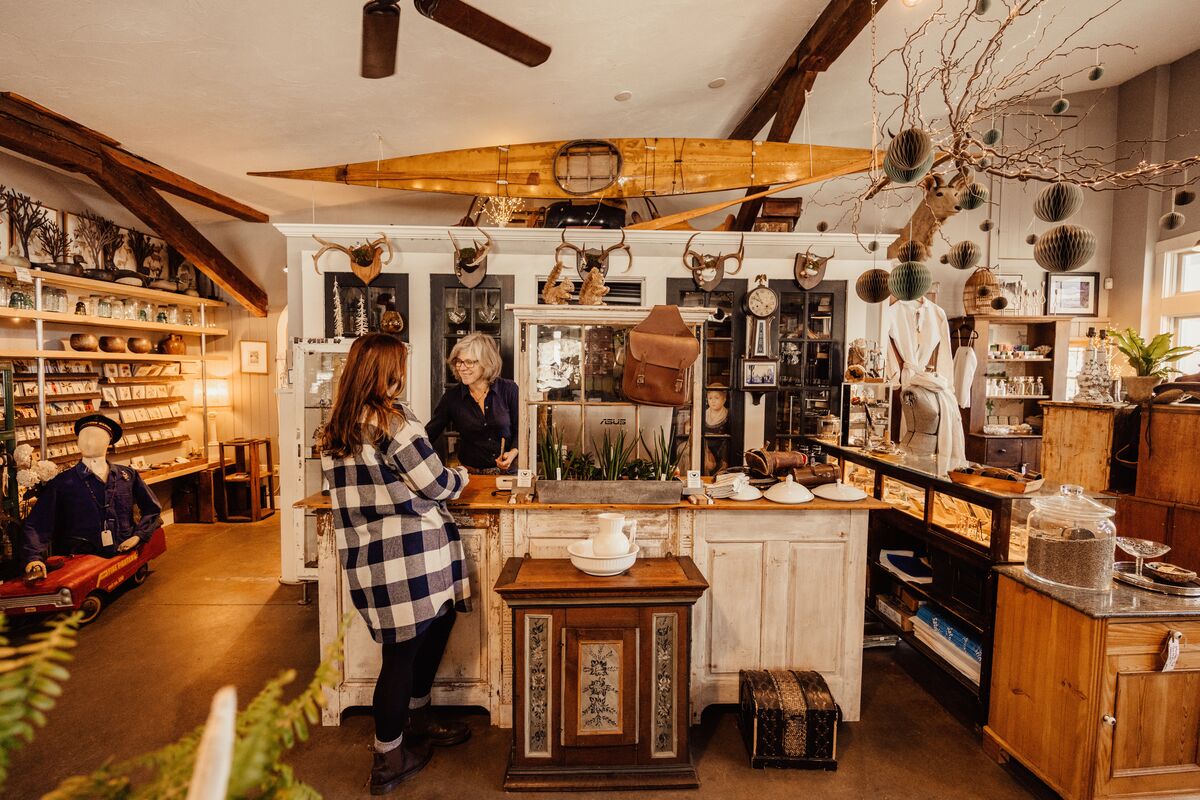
top-left (297, 476), bottom-right (883, 728)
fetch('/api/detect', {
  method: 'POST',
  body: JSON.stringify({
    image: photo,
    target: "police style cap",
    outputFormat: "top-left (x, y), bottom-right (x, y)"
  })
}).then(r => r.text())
top-left (74, 414), bottom-right (122, 445)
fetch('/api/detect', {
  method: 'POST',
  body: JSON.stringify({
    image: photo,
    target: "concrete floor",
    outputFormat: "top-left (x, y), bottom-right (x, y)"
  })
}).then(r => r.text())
top-left (6, 519), bottom-right (1049, 799)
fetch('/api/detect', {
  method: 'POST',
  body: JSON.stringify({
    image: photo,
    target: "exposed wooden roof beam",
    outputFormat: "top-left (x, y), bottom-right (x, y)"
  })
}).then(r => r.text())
top-left (727, 0), bottom-right (885, 231)
top-left (0, 92), bottom-right (268, 316)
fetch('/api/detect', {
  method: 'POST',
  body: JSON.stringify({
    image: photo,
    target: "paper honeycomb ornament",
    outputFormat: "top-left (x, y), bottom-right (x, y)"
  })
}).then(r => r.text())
top-left (958, 182), bottom-right (990, 210)
top-left (1034, 182), bottom-right (1084, 222)
top-left (1052, 97), bottom-right (1070, 115)
top-left (1034, 224), bottom-right (1097, 272)
top-left (1026, 233), bottom-right (1039, 245)
top-left (888, 261), bottom-right (932, 301)
top-left (1161, 211), bottom-right (1186, 231)
top-left (1088, 65), bottom-right (1105, 81)
top-left (991, 296), bottom-right (1009, 311)
top-left (1176, 189), bottom-right (1196, 207)
top-left (887, 128), bottom-right (933, 171)
top-left (975, 0), bottom-right (991, 13)
top-left (947, 240), bottom-right (981, 271)
top-left (982, 128), bottom-right (1002, 146)
top-left (882, 151), bottom-right (934, 185)
top-left (896, 240), bottom-right (929, 262)
top-left (855, 268), bottom-right (891, 304)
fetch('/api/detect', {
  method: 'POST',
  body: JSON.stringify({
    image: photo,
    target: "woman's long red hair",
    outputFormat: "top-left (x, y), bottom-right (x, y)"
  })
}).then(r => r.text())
top-left (320, 333), bottom-right (408, 458)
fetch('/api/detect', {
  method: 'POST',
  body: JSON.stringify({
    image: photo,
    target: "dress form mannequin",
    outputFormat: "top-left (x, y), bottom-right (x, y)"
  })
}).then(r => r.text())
top-left (22, 415), bottom-right (161, 581)
top-left (900, 384), bottom-right (941, 454)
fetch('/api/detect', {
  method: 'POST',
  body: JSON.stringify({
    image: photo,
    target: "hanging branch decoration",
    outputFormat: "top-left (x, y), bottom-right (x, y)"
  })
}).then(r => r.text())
top-left (826, 0), bottom-right (1200, 258)
top-left (1, 189), bottom-right (49, 260)
top-left (332, 276), bottom-right (344, 337)
top-left (35, 220), bottom-right (72, 265)
top-left (127, 229), bottom-right (162, 274)
top-left (480, 196), bottom-right (525, 228)
top-left (73, 211), bottom-right (125, 270)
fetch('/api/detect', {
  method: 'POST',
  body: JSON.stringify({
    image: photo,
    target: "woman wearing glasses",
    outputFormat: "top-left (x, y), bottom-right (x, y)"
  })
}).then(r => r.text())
top-left (427, 333), bottom-right (519, 474)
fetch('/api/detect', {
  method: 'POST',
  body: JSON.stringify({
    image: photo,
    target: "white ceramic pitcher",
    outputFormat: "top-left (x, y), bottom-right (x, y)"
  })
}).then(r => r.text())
top-left (593, 512), bottom-right (637, 557)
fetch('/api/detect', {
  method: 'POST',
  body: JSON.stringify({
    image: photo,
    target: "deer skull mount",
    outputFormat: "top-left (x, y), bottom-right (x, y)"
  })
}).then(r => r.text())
top-left (555, 228), bottom-right (632, 282)
top-left (448, 227), bottom-right (493, 288)
top-left (312, 233), bottom-right (392, 285)
top-left (793, 246), bottom-right (833, 290)
top-left (683, 233), bottom-right (744, 292)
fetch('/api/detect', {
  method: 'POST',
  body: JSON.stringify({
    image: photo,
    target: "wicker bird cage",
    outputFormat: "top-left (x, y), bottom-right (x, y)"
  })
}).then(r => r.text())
top-left (963, 268), bottom-right (1001, 316)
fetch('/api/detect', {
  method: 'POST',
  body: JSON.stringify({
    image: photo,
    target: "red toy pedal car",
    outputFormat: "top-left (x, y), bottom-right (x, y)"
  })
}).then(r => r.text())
top-left (0, 527), bottom-right (167, 624)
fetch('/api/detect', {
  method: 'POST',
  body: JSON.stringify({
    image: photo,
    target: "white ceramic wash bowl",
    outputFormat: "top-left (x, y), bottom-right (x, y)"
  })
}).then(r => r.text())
top-left (567, 539), bottom-right (640, 577)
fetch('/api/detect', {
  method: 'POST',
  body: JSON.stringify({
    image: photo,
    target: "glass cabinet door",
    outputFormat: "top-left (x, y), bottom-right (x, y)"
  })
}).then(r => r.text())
top-left (766, 280), bottom-right (846, 450)
top-left (429, 275), bottom-right (515, 464)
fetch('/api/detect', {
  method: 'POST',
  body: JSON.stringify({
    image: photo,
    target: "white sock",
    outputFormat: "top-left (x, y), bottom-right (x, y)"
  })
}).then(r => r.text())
top-left (409, 694), bottom-right (431, 710)
top-left (374, 734), bottom-right (403, 753)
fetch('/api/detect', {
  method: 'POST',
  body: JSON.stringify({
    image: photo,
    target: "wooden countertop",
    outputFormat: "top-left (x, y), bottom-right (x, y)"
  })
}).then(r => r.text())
top-left (493, 556), bottom-right (708, 602)
top-left (295, 475), bottom-right (887, 512)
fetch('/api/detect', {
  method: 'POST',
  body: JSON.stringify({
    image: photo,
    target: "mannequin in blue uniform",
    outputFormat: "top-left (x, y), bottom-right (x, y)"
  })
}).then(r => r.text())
top-left (22, 414), bottom-right (162, 581)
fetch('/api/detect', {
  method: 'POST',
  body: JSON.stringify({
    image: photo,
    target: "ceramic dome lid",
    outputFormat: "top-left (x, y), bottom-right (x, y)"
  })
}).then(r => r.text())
top-left (730, 484), bottom-right (763, 501)
top-left (763, 475), bottom-right (814, 504)
top-left (812, 480), bottom-right (868, 502)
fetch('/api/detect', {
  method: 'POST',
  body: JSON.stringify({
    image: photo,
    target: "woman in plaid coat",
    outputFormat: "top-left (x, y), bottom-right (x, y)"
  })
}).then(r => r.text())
top-left (320, 334), bottom-right (472, 794)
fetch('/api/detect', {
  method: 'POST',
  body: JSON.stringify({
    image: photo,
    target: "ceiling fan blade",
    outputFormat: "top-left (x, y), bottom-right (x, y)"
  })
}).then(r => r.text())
top-left (413, 0), bottom-right (551, 67)
top-left (361, 0), bottom-right (401, 79)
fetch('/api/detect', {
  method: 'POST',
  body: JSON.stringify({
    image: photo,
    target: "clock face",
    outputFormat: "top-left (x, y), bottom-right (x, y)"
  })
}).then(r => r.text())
top-left (746, 286), bottom-right (778, 318)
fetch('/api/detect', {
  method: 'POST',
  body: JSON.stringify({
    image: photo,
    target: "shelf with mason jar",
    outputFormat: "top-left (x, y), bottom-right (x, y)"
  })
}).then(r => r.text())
top-left (0, 263), bottom-right (223, 473)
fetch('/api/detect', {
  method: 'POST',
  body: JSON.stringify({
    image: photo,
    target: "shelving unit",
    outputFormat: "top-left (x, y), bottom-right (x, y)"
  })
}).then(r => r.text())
top-left (0, 264), bottom-right (222, 472)
top-left (668, 278), bottom-right (746, 474)
top-left (951, 315), bottom-right (1070, 472)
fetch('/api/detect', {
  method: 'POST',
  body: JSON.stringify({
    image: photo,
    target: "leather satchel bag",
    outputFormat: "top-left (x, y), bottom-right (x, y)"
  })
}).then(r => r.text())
top-left (622, 305), bottom-right (701, 407)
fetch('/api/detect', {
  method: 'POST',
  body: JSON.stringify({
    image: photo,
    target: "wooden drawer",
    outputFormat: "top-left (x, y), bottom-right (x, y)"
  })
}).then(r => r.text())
top-left (1106, 619), bottom-right (1200, 658)
top-left (985, 438), bottom-right (1023, 467)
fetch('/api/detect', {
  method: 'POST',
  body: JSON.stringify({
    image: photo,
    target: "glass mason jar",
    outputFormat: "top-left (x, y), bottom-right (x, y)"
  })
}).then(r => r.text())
top-left (0, 278), bottom-right (10, 307)
top-left (181, 308), bottom-right (195, 326)
top-left (97, 295), bottom-right (114, 318)
top-left (9, 282), bottom-right (34, 309)
top-left (1025, 484), bottom-right (1116, 591)
top-left (110, 298), bottom-right (125, 320)
top-left (136, 300), bottom-right (152, 321)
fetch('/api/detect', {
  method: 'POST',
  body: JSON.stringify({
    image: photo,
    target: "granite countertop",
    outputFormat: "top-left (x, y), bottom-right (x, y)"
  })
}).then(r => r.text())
top-left (997, 565), bottom-right (1200, 619)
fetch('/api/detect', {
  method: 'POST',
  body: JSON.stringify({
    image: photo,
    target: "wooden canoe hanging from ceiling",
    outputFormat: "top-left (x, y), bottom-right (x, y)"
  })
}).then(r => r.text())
top-left (249, 138), bottom-right (875, 200)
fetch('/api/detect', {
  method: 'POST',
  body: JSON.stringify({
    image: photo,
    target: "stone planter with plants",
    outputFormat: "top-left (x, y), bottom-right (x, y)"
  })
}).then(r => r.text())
top-left (534, 427), bottom-right (685, 505)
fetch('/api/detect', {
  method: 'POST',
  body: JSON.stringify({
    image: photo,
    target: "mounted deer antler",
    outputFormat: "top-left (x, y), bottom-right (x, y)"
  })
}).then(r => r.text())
top-left (683, 232), bottom-right (744, 291)
top-left (886, 171), bottom-right (968, 260)
top-left (794, 245), bottom-right (833, 290)
top-left (312, 232), bottom-right (392, 285)
top-left (448, 227), bottom-right (493, 268)
top-left (556, 228), bottom-right (632, 281)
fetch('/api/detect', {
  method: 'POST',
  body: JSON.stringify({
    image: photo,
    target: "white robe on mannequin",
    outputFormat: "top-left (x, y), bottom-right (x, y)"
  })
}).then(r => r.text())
top-left (882, 299), bottom-right (955, 386)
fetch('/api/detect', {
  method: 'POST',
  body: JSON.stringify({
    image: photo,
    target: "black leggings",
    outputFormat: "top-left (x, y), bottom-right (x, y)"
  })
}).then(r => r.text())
top-left (373, 607), bottom-right (457, 743)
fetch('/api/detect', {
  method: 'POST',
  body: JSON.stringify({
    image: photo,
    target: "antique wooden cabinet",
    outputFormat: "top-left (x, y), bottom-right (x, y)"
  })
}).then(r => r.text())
top-left (986, 570), bottom-right (1200, 799)
top-left (494, 556), bottom-right (708, 791)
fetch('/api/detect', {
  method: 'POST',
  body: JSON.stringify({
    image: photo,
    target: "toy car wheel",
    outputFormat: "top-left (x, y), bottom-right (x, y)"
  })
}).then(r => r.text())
top-left (78, 594), bottom-right (104, 625)
top-left (132, 565), bottom-right (150, 586)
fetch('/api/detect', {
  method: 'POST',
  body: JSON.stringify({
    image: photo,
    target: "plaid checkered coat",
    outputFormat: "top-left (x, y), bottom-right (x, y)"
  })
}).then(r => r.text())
top-left (322, 408), bottom-right (470, 644)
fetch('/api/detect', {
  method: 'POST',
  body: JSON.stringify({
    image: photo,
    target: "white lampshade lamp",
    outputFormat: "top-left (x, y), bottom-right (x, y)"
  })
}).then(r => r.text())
top-left (193, 378), bottom-right (231, 458)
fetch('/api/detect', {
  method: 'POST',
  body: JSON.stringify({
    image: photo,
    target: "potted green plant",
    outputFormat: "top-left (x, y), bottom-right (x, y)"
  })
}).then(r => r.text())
top-left (534, 426), bottom-right (684, 505)
top-left (1107, 328), bottom-right (1199, 403)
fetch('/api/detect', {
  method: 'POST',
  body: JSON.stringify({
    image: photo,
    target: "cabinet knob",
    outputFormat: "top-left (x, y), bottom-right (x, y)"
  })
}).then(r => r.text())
top-left (1102, 714), bottom-right (1116, 727)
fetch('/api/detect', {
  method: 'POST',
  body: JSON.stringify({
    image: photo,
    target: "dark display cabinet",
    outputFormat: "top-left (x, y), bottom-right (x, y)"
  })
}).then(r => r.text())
top-left (429, 275), bottom-right (515, 463)
top-left (667, 278), bottom-right (746, 475)
top-left (766, 280), bottom-right (846, 449)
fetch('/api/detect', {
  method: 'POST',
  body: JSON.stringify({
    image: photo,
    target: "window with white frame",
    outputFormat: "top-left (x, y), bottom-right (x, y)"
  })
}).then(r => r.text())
top-left (1175, 251), bottom-right (1200, 295)
top-left (1161, 248), bottom-right (1200, 377)
top-left (1174, 315), bottom-right (1200, 376)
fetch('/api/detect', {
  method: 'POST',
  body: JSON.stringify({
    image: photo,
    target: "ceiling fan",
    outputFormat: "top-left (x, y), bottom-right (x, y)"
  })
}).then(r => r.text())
top-left (361, 0), bottom-right (552, 78)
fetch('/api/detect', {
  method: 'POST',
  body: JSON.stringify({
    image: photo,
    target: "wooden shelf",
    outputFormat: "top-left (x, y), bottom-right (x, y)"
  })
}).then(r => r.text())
top-left (873, 612), bottom-right (981, 694)
top-left (48, 434), bottom-right (190, 464)
top-left (4, 349), bottom-right (200, 364)
top-left (102, 375), bottom-right (185, 384)
top-left (987, 357), bottom-right (1052, 363)
top-left (0, 264), bottom-right (225, 309)
top-left (8, 371), bottom-right (100, 381)
top-left (103, 396), bottom-right (182, 408)
top-left (986, 395), bottom-right (1050, 400)
top-left (142, 459), bottom-right (213, 486)
top-left (14, 391), bottom-right (101, 405)
top-left (0, 307), bottom-right (227, 337)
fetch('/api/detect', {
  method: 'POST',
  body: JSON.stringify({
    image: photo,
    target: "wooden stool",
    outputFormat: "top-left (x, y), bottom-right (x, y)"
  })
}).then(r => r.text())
top-left (218, 438), bottom-right (277, 522)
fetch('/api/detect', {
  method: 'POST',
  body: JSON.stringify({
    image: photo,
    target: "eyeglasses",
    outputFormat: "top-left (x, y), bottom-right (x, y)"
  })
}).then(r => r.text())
top-left (452, 358), bottom-right (479, 369)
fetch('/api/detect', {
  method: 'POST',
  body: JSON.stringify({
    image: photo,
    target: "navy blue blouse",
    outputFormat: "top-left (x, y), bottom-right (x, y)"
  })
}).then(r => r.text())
top-left (426, 378), bottom-right (519, 472)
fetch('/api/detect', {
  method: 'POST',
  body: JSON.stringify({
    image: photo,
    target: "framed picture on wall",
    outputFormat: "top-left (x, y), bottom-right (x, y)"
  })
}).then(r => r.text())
top-left (324, 272), bottom-right (409, 340)
top-left (240, 340), bottom-right (269, 374)
top-left (1045, 272), bottom-right (1099, 317)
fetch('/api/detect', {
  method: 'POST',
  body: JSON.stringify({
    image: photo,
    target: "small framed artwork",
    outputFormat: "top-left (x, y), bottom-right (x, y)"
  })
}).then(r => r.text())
top-left (131, 386), bottom-right (147, 400)
top-left (101, 387), bottom-right (119, 405)
top-left (995, 274), bottom-right (1025, 315)
top-left (130, 456), bottom-right (149, 471)
top-left (240, 340), bottom-right (269, 374)
top-left (103, 364), bottom-right (121, 380)
top-left (741, 359), bottom-right (778, 389)
top-left (1046, 272), bottom-right (1099, 317)
top-left (118, 364), bottom-right (133, 378)
top-left (116, 386), bottom-right (132, 401)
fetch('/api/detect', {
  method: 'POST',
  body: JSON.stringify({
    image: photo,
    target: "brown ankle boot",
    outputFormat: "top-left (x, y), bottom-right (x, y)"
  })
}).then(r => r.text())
top-left (405, 705), bottom-right (471, 747)
top-left (369, 741), bottom-right (432, 795)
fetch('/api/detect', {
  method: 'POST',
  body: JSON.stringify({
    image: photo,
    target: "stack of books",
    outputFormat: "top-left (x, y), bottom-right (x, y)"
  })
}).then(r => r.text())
top-left (910, 605), bottom-right (982, 685)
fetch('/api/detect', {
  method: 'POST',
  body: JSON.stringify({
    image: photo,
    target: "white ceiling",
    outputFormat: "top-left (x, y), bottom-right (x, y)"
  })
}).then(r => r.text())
top-left (3, 0), bottom-right (1197, 220)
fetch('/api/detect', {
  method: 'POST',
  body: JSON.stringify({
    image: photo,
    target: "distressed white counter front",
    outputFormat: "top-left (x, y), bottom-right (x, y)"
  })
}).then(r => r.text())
top-left (309, 486), bottom-right (879, 727)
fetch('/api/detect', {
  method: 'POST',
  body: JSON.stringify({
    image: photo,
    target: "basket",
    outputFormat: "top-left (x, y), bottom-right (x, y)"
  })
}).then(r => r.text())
top-left (962, 268), bottom-right (1001, 316)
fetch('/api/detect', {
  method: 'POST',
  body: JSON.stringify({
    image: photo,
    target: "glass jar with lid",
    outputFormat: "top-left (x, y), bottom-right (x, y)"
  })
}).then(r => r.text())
top-left (110, 297), bottom-right (125, 320)
top-left (1025, 484), bottom-right (1116, 591)
top-left (8, 282), bottom-right (35, 309)
top-left (135, 300), bottom-right (152, 321)
top-left (97, 295), bottom-right (114, 318)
